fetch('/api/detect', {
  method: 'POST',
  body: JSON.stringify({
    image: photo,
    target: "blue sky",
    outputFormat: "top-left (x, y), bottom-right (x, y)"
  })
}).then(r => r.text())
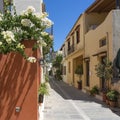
top-left (44, 0), bottom-right (95, 51)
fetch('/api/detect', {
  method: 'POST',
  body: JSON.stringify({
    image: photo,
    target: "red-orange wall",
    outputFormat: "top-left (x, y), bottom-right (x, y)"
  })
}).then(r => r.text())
top-left (0, 41), bottom-right (40, 120)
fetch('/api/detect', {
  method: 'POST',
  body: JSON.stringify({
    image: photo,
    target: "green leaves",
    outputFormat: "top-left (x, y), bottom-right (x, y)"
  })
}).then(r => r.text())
top-left (106, 90), bottom-right (119, 101)
top-left (95, 59), bottom-right (113, 81)
top-left (38, 82), bottom-right (49, 95)
top-left (75, 64), bottom-right (83, 75)
top-left (0, 5), bottom-right (53, 62)
top-left (52, 54), bottom-right (63, 68)
top-left (52, 54), bottom-right (63, 80)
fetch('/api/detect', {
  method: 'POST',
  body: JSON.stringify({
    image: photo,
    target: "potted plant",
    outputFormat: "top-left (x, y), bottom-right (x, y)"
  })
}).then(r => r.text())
top-left (38, 82), bottom-right (49, 104)
top-left (106, 90), bottom-right (119, 107)
top-left (0, 3), bottom-right (53, 62)
top-left (45, 74), bottom-right (49, 82)
top-left (95, 59), bottom-right (113, 101)
top-left (90, 85), bottom-right (99, 96)
top-left (75, 64), bottom-right (83, 89)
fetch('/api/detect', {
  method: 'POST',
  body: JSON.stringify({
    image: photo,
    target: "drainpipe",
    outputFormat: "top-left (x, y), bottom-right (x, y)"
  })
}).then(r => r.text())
top-left (106, 32), bottom-right (109, 60)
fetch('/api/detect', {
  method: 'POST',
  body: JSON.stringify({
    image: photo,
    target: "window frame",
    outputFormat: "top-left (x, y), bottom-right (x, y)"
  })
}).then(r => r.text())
top-left (75, 25), bottom-right (80, 44)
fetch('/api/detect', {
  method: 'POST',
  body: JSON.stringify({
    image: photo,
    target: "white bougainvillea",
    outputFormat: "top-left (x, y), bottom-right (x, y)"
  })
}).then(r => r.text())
top-left (27, 56), bottom-right (37, 63)
top-left (0, 5), bottom-right (53, 63)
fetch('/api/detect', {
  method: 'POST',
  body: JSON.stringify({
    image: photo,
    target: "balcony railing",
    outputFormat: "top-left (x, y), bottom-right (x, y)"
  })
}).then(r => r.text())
top-left (68, 45), bottom-right (74, 55)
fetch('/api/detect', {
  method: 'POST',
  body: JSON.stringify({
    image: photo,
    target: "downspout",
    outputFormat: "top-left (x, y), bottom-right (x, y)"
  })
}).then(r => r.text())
top-left (83, 13), bottom-right (86, 89)
top-left (106, 32), bottom-right (110, 88)
top-left (106, 32), bottom-right (109, 60)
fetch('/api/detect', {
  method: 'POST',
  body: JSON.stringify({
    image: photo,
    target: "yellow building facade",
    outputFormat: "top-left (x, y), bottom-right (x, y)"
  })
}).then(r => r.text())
top-left (60, 0), bottom-right (120, 92)
top-left (61, 14), bottom-right (85, 88)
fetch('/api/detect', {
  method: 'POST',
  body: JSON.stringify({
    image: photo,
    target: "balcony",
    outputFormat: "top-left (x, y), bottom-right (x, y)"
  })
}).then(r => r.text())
top-left (68, 45), bottom-right (74, 55)
top-left (85, 10), bottom-right (120, 57)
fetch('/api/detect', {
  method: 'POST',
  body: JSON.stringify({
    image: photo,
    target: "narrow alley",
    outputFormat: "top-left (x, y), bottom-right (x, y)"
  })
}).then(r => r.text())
top-left (39, 77), bottom-right (120, 120)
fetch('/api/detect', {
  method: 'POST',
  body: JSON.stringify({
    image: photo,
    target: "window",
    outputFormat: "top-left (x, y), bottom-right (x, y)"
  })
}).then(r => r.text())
top-left (100, 56), bottom-right (107, 89)
top-left (86, 60), bottom-right (90, 86)
top-left (71, 35), bottom-right (74, 52)
top-left (63, 47), bottom-right (66, 57)
top-left (76, 29), bottom-right (80, 44)
top-left (72, 34), bottom-right (74, 45)
top-left (101, 56), bottom-right (107, 64)
top-left (63, 66), bottom-right (66, 75)
top-left (68, 62), bottom-right (71, 73)
top-left (99, 38), bottom-right (106, 47)
top-left (68, 41), bottom-right (70, 51)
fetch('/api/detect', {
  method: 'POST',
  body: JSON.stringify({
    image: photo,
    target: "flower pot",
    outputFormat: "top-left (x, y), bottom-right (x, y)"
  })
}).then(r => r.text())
top-left (77, 82), bottom-right (82, 90)
top-left (102, 92), bottom-right (107, 102)
top-left (109, 100), bottom-right (116, 107)
top-left (39, 94), bottom-right (44, 103)
top-left (106, 99), bottom-right (109, 105)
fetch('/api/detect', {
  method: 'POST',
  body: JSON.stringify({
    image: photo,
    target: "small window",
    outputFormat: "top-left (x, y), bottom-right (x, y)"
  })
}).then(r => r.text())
top-left (63, 47), bottom-right (66, 57)
top-left (63, 66), bottom-right (66, 75)
top-left (76, 29), bottom-right (80, 44)
top-left (68, 41), bottom-right (70, 51)
top-left (99, 38), bottom-right (106, 47)
top-left (72, 35), bottom-right (74, 45)
top-left (86, 60), bottom-right (90, 87)
top-left (68, 62), bottom-right (71, 73)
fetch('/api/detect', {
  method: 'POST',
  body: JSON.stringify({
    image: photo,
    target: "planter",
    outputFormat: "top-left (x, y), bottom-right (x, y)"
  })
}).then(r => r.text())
top-left (106, 99), bottom-right (109, 105)
top-left (102, 92), bottom-right (107, 102)
top-left (77, 82), bottom-right (82, 90)
top-left (39, 94), bottom-right (44, 103)
top-left (90, 85), bottom-right (99, 96)
top-left (117, 96), bottom-right (120, 107)
top-left (109, 100), bottom-right (116, 107)
top-left (106, 90), bottom-right (119, 107)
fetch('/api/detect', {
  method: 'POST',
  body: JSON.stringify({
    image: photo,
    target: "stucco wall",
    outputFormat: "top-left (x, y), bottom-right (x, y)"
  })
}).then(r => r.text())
top-left (64, 15), bottom-right (85, 86)
top-left (65, 15), bottom-right (84, 53)
top-left (0, 41), bottom-right (40, 120)
top-left (84, 11), bottom-right (113, 89)
top-left (85, 11), bottom-right (113, 58)
top-left (112, 10), bottom-right (120, 58)
top-left (112, 10), bottom-right (120, 93)
top-left (85, 12), bottom-right (108, 33)
top-left (62, 60), bottom-right (67, 83)
top-left (14, 0), bottom-right (42, 14)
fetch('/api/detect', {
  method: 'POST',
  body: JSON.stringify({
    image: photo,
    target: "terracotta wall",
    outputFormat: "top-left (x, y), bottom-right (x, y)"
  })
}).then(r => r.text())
top-left (0, 41), bottom-right (40, 120)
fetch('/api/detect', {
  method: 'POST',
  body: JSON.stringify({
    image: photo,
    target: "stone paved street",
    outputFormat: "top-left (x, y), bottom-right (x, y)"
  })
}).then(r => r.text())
top-left (39, 77), bottom-right (120, 120)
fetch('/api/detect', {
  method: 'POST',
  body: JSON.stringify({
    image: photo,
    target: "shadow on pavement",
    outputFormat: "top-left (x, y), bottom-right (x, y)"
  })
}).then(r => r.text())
top-left (49, 77), bottom-right (120, 117)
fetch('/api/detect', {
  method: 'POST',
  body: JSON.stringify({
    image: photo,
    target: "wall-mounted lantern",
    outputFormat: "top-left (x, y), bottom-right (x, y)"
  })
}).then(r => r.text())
top-left (15, 107), bottom-right (21, 113)
top-left (39, 58), bottom-right (44, 66)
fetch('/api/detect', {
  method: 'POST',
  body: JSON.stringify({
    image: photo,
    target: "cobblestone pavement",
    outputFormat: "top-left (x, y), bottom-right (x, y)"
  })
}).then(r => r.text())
top-left (39, 77), bottom-right (120, 120)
